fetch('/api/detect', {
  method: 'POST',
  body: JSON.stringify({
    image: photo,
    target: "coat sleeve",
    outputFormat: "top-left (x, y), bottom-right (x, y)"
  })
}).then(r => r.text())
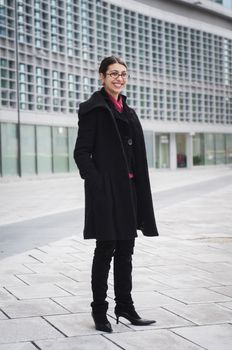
top-left (73, 110), bottom-right (100, 184)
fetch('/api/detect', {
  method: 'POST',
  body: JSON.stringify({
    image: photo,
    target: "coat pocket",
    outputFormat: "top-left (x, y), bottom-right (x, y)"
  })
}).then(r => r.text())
top-left (86, 172), bottom-right (105, 200)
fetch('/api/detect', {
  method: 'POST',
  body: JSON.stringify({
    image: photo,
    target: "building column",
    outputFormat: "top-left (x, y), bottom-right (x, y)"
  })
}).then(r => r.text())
top-left (153, 132), bottom-right (156, 168)
top-left (170, 133), bottom-right (177, 170)
top-left (186, 133), bottom-right (193, 169)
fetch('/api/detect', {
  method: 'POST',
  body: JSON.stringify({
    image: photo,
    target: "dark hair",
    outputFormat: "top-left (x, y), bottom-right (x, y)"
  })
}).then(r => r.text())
top-left (98, 56), bottom-right (127, 76)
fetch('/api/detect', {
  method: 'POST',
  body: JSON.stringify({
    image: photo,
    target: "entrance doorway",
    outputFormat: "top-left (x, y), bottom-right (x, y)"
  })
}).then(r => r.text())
top-left (176, 133), bottom-right (187, 168)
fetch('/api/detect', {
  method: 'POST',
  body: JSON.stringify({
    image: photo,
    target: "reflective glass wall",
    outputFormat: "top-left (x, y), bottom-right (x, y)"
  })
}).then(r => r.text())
top-left (1, 124), bottom-right (232, 176)
top-left (36, 126), bottom-right (52, 173)
top-left (204, 134), bottom-right (215, 165)
top-left (193, 133), bottom-right (204, 165)
top-left (215, 134), bottom-right (226, 164)
top-left (226, 134), bottom-right (232, 163)
top-left (52, 127), bottom-right (69, 173)
top-left (0, 122), bottom-right (77, 176)
top-left (155, 134), bottom-right (170, 168)
top-left (21, 125), bottom-right (36, 175)
top-left (0, 123), bottom-right (17, 176)
top-left (193, 133), bottom-right (232, 166)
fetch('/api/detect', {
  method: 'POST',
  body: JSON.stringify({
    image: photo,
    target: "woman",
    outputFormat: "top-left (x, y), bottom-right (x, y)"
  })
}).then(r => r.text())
top-left (74, 56), bottom-right (159, 333)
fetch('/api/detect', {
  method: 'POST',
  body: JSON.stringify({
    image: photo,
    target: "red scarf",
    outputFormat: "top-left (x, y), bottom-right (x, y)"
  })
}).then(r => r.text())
top-left (107, 93), bottom-right (123, 113)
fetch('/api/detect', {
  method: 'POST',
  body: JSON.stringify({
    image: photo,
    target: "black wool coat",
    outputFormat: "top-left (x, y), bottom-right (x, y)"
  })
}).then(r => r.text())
top-left (73, 90), bottom-right (159, 240)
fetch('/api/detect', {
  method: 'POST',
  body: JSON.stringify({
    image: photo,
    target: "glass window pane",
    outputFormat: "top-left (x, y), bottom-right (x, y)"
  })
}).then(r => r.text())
top-left (215, 134), bottom-right (225, 164)
top-left (68, 128), bottom-right (77, 172)
top-left (36, 126), bottom-right (52, 173)
top-left (226, 134), bottom-right (232, 164)
top-left (1, 123), bottom-right (18, 176)
top-left (193, 133), bottom-right (204, 165)
top-left (204, 134), bottom-right (215, 165)
top-left (53, 127), bottom-right (68, 172)
top-left (21, 125), bottom-right (36, 175)
top-left (155, 134), bottom-right (170, 168)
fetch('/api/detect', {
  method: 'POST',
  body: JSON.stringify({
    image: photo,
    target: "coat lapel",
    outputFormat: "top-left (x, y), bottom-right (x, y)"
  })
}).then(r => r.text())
top-left (79, 89), bottom-right (130, 175)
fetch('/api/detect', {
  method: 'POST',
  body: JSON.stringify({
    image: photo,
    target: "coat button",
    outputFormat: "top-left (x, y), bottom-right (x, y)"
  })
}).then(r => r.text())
top-left (128, 138), bottom-right (133, 145)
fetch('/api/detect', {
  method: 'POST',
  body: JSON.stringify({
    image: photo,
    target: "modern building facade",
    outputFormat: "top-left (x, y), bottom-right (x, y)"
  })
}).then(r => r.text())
top-left (0, 0), bottom-right (232, 176)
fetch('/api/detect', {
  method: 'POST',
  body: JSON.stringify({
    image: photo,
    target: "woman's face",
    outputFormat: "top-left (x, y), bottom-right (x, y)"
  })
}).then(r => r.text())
top-left (100, 63), bottom-right (128, 98)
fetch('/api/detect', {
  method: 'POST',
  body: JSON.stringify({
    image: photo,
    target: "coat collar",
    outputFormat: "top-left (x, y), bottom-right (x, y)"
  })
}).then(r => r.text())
top-left (78, 88), bottom-right (127, 116)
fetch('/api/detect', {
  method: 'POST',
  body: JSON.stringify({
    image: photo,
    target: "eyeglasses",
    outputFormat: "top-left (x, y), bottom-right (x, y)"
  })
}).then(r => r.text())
top-left (106, 71), bottom-right (130, 79)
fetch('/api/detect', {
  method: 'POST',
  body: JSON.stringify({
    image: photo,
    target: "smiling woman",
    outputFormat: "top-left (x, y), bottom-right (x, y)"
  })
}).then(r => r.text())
top-left (73, 55), bottom-right (158, 333)
top-left (99, 58), bottom-right (128, 99)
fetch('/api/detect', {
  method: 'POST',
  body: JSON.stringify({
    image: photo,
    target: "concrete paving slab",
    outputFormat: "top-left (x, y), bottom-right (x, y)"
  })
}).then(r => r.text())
top-left (132, 266), bottom-right (181, 289)
top-left (55, 280), bottom-right (91, 296)
top-left (161, 287), bottom-right (232, 304)
top-left (24, 251), bottom-right (78, 264)
top-left (15, 273), bottom-right (73, 286)
top-left (150, 273), bottom-right (219, 289)
top-left (37, 246), bottom-right (80, 255)
top-left (147, 264), bottom-right (205, 277)
top-left (48, 238), bottom-right (80, 247)
top-left (35, 335), bottom-right (122, 350)
top-left (67, 262), bottom-right (94, 273)
top-left (133, 251), bottom-right (160, 265)
top-left (163, 303), bottom-right (232, 325)
top-left (58, 252), bottom-right (86, 263)
top-left (5, 283), bottom-right (72, 299)
top-left (218, 302), bottom-right (232, 310)
top-left (61, 254), bottom-right (90, 263)
top-left (173, 324), bottom-right (232, 350)
top-left (174, 251), bottom-right (231, 264)
top-left (52, 295), bottom-right (91, 313)
top-left (0, 310), bottom-right (7, 320)
top-left (214, 243), bottom-right (232, 253)
top-left (148, 264), bottom-right (222, 284)
top-left (0, 275), bottom-right (27, 288)
top-left (131, 291), bottom-right (184, 309)
top-left (59, 270), bottom-right (91, 283)
top-left (0, 289), bottom-right (16, 302)
top-left (44, 313), bottom-right (130, 337)
top-left (108, 306), bottom-right (194, 330)
top-left (132, 277), bottom-right (171, 292)
top-left (146, 256), bottom-right (196, 267)
top-left (209, 286), bottom-right (232, 298)
top-left (1, 254), bottom-right (42, 265)
top-left (0, 298), bottom-right (69, 318)
top-left (105, 329), bottom-right (203, 350)
top-left (0, 343), bottom-right (36, 350)
top-left (204, 271), bottom-right (232, 285)
top-left (0, 264), bottom-right (33, 275)
top-left (24, 262), bottom-right (78, 274)
top-left (188, 268), bottom-right (227, 282)
top-left (0, 317), bottom-right (64, 343)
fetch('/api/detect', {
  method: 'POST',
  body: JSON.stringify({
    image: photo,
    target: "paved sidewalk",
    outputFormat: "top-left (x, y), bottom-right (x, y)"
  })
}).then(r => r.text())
top-left (0, 166), bottom-right (232, 349)
top-left (0, 166), bottom-right (231, 226)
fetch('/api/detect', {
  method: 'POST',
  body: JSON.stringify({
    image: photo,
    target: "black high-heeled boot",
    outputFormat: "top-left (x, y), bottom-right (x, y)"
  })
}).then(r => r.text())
top-left (91, 301), bottom-right (113, 333)
top-left (115, 305), bottom-right (156, 326)
top-left (92, 312), bottom-right (113, 333)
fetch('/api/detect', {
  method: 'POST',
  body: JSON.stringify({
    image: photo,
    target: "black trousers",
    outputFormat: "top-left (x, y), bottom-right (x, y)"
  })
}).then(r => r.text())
top-left (91, 239), bottom-right (135, 314)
